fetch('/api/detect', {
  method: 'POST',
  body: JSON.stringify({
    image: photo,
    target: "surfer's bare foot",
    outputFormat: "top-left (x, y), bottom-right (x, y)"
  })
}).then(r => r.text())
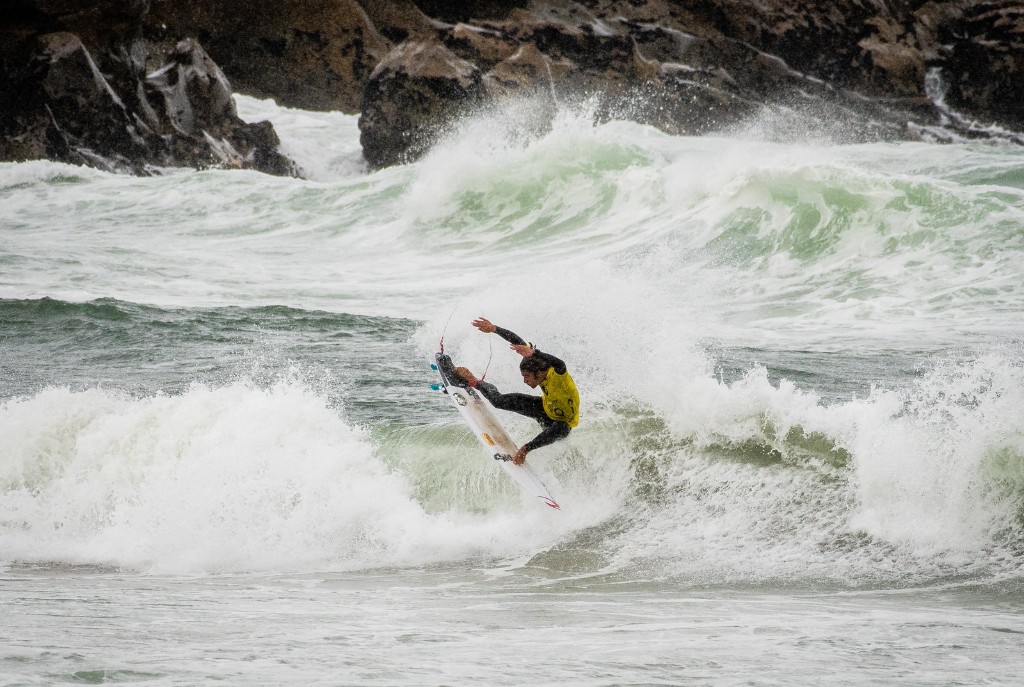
top-left (453, 367), bottom-right (478, 386)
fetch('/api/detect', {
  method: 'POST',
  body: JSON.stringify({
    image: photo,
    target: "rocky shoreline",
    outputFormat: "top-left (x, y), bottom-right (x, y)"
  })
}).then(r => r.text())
top-left (2, 1), bottom-right (1022, 176)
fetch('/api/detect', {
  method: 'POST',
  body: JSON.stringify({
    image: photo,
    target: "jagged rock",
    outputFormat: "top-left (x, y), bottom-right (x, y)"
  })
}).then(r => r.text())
top-left (145, 0), bottom-right (390, 113)
top-left (940, 1), bottom-right (1024, 132)
top-left (856, 16), bottom-right (928, 99)
top-left (146, 38), bottom-right (235, 137)
top-left (699, 0), bottom-right (885, 89)
top-left (359, 0), bottom-right (438, 44)
top-left (33, 32), bottom-right (147, 172)
top-left (357, 2), bottom-right (927, 166)
top-left (483, 43), bottom-right (575, 98)
top-left (145, 39), bottom-right (298, 175)
top-left (7, 0), bottom-right (1024, 172)
top-left (0, 1), bottom-right (299, 175)
top-left (142, 0), bottom-right (1024, 160)
top-left (445, 23), bottom-right (520, 69)
top-left (505, 14), bottom-right (661, 92)
top-left (412, 0), bottom-right (527, 23)
top-left (359, 40), bottom-right (486, 168)
top-left (630, 64), bottom-right (760, 137)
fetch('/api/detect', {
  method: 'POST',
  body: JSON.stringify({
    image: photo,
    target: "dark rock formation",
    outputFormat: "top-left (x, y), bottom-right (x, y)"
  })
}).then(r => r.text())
top-left (0, 0), bottom-right (297, 175)
top-left (359, 41), bottom-right (487, 169)
top-left (350, 0), bottom-right (1024, 166)
top-left (144, 38), bottom-right (297, 175)
top-left (5, 0), bottom-right (1024, 172)
top-left (145, 0), bottom-right (391, 114)
top-left (939, 1), bottom-right (1024, 133)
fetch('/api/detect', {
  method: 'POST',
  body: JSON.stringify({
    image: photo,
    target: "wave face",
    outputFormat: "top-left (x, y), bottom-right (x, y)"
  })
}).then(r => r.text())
top-left (1, 96), bottom-right (1022, 583)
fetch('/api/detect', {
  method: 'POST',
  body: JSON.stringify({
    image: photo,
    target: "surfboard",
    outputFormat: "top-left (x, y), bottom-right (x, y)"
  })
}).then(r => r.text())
top-left (433, 352), bottom-right (561, 510)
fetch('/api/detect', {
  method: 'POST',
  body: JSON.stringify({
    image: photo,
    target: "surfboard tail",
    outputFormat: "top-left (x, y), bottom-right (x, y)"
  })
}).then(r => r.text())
top-left (539, 496), bottom-right (561, 510)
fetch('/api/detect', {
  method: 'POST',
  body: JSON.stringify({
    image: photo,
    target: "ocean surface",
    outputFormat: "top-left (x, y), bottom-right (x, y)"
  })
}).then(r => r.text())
top-left (2, 95), bottom-right (1023, 685)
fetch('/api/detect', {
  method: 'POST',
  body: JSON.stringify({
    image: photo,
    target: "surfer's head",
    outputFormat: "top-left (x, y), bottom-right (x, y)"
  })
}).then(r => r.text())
top-left (519, 356), bottom-right (548, 388)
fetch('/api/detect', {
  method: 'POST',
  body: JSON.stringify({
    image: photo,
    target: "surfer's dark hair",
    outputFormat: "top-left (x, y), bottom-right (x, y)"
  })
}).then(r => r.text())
top-left (520, 355), bottom-right (548, 374)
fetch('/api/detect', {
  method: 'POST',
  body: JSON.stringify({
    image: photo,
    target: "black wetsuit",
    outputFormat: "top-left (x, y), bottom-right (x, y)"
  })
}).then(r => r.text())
top-left (474, 326), bottom-right (572, 452)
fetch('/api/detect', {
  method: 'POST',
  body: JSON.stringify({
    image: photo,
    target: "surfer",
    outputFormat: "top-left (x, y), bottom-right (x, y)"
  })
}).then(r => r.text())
top-left (450, 317), bottom-right (579, 465)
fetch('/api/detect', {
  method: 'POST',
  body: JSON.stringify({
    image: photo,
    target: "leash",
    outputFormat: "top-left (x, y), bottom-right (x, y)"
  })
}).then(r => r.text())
top-left (480, 338), bottom-right (493, 383)
top-left (438, 306), bottom-right (493, 385)
top-left (438, 305), bottom-right (458, 354)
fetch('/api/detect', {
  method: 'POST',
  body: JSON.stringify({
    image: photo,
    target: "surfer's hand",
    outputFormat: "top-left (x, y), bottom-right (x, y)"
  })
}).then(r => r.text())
top-left (472, 317), bottom-right (496, 334)
top-left (512, 447), bottom-right (528, 465)
top-left (511, 343), bottom-right (534, 357)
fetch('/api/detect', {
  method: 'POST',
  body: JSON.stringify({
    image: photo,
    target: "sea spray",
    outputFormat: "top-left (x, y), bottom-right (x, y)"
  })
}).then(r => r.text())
top-left (3, 95), bottom-right (1023, 585)
top-left (848, 348), bottom-right (1024, 558)
top-left (5, 97), bottom-right (1023, 343)
top-left (415, 303), bottom-right (1024, 584)
top-left (0, 379), bottom-right (585, 573)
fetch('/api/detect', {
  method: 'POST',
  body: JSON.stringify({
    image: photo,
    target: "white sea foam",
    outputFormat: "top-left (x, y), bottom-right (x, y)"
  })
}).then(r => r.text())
top-left (10, 326), bottom-right (1019, 580)
top-left (3, 96), bottom-right (1024, 580)
top-left (234, 94), bottom-right (366, 181)
top-left (0, 379), bottom-right (593, 573)
top-left (847, 349), bottom-right (1024, 556)
top-left (416, 300), bottom-right (1024, 582)
top-left (3, 97), bottom-right (1023, 347)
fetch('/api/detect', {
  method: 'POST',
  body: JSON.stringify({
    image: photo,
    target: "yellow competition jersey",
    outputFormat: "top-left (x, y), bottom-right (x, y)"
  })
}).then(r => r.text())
top-left (540, 368), bottom-right (580, 428)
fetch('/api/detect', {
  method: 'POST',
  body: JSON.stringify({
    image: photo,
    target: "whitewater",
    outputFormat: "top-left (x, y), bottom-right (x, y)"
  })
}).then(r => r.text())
top-left (1, 95), bottom-right (1022, 685)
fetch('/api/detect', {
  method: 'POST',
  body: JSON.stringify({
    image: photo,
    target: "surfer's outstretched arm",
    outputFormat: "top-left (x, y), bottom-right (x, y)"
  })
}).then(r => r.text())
top-left (493, 326), bottom-right (526, 346)
top-left (472, 318), bottom-right (566, 370)
top-left (473, 317), bottom-right (526, 344)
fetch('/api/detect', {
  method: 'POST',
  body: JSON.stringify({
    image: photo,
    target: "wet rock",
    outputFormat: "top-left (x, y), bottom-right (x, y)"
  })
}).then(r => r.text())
top-left (0, 1), bottom-right (298, 175)
top-left (32, 32), bottom-right (146, 172)
top-left (483, 43), bottom-right (575, 99)
top-left (145, 39), bottom-right (298, 175)
top-left (145, 0), bottom-right (390, 114)
top-left (501, 9), bottom-right (661, 93)
top-left (8, 0), bottom-right (1024, 172)
top-left (634, 63), bottom-right (761, 137)
top-left (145, 39), bottom-right (235, 138)
top-left (359, 40), bottom-right (486, 169)
top-left (697, 0), bottom-right (885, 89)
top-left (412, 0), bottom-right (527, 24)
top-left (855, 15), bottom-right (927, 99)
top-left (445, 23), bottom-right (520, 70)
top-left (940, 1), bottom-right (1024, 132)
top-left (359, 0), bottom-right (438, 45)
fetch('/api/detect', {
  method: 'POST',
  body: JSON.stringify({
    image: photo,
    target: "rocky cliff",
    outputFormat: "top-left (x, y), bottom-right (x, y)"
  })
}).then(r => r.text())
top-left (0, 0), bottom-right (298, 175)
top-left (3, 0), bottom-right (1021, 174)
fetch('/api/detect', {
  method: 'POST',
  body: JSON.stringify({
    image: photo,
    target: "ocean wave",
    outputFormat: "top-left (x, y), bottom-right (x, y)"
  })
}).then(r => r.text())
top-left (0, 380), bottom-right (582, 573)
top-left (3, 96), bottom-right (1023, 585)
top-left (3, 99), bottom-right (1023, 346)
top-left (2, 344), bottom-right (1020, 584)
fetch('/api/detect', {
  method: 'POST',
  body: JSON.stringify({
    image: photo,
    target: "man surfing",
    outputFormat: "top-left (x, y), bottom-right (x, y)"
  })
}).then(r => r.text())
top-left (438, 317), bottom-right (580, 465)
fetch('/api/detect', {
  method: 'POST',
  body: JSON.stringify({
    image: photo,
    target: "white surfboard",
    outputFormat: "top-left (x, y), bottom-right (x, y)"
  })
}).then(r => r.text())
top-left (434, 353), bottom-right (561, 510)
